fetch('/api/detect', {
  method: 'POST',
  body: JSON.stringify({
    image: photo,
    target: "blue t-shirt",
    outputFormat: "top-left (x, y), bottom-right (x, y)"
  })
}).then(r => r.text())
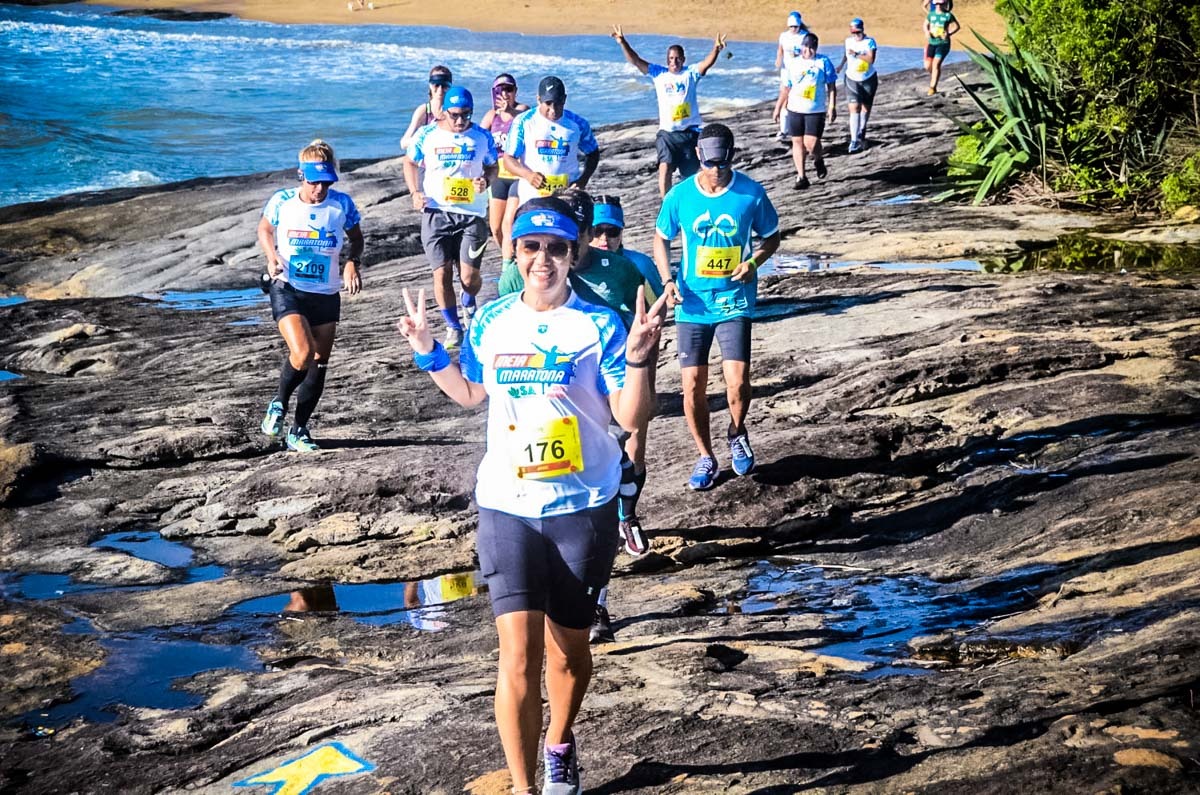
top-left (460, 292), bottom-right (627, 518)
top-left (655, 171), bottom-right (780, 324)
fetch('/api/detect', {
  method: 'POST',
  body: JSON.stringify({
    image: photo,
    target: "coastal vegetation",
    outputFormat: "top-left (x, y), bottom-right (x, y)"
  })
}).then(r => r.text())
top-left (947, 0), bottom-right (1200, 211)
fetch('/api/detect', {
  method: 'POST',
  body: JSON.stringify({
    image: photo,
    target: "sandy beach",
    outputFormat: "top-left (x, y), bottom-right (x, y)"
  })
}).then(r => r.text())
top-left (84, 0), bottom-right (1006, 48)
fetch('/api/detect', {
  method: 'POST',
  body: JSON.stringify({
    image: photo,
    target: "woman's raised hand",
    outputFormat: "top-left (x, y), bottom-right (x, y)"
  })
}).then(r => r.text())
top-left (627, 285), bottom-right (668, 364)
top-left (397, 287), bottom-right (435, 354)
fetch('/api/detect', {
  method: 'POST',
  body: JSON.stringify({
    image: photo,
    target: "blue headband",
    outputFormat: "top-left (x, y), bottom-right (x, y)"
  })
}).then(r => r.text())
top-left (299, 161), bottom-right (338, 183)
top-left (512, 209), bottom-right (579, 241)
top-left (592, 203), bottom-right (625, 229)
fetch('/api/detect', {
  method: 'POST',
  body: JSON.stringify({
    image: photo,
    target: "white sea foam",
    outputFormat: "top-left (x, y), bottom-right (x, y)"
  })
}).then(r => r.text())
top-left (66, 170), bottom-right (163, 195)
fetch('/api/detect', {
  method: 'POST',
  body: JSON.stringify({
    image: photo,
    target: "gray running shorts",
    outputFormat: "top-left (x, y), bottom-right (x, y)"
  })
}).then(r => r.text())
top-left (476, 498), bottom-right (619, 629)
top-left (677, 317), bottom-right (752, 368)
top-left (845, 73), bottom-right (878, 107)
top-left (655, 128), bottom-right (700, 176)
top-left (421, 209), bottom-right (489, 269)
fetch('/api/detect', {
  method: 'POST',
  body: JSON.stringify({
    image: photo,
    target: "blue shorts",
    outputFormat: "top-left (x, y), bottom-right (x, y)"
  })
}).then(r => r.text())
top-left (677, 317), bottom-right (752, 368)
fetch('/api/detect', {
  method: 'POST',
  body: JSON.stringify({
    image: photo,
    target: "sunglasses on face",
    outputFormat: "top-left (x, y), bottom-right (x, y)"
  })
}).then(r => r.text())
top-left (701, 159), bottom-right (732, 170)
top-left (497, 85), bottom-right (516, 93)
top-left (594, 225), bottom-right (622, 237)
top-left (446, 110), bottom-right (472, 121)
top-left (519, 238), bottom-right (572, 258)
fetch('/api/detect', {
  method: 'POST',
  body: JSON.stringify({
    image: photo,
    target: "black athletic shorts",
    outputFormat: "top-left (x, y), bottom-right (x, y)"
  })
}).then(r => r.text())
top-left (785, 111), bottom-right (826, 139)
top-left (926, 42), bottom-right (951, 60)
top-left (476, 498), bottom-right (619, 630)
top-left (655, 128), bottom-right (700, 176)
top-left (677, 317), bottom-right (752, 368)
top-left (421, 209), bottom-right (489, 269)
top-left (490, 177), bottom-right (520, 202)
top-left (845, 73), bottom-right (879, 106)
top-left (269, 278), bottom-right (340, 327)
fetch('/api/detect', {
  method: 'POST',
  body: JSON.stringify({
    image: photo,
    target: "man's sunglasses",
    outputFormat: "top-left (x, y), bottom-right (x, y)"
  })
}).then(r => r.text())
top-left (701, 159), bottom-right (732, 170)
top-left (594, 225), bottom-right (622, 237)
top-left (446, 110), bottom-right (472, 121)
top-left (519, 238), bottom-right (572, 258)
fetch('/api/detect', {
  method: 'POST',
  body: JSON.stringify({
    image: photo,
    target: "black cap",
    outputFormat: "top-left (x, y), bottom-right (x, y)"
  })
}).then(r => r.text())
top-left (537, 76), bottom-right (566, 103)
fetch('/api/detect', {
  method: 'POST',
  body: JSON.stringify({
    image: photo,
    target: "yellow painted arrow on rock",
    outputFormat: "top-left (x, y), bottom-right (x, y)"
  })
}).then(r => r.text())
top-left (233, 742), bottom-right (375, 795)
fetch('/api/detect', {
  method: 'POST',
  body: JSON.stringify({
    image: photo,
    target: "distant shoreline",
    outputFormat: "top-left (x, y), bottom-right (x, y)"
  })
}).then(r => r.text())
top-left (64, 0), bottom-right (1007, 49)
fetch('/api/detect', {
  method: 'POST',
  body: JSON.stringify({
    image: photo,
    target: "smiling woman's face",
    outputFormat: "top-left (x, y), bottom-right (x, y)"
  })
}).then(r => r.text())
top-left (516, 234), bottom-right (573, 297)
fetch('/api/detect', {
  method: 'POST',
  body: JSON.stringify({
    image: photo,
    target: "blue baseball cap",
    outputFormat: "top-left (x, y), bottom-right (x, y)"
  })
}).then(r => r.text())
top-left (593, 202), bottom-right (625, 229)
top-left (512, 208), bottom-right (578, 241)
top-left (445, 86), bottom-right (473, 111)
top-left (850, 17), bottom-right (864, 31)
top-left (787, 11), bottom-right (803, 27)
top-left (299, 160), bottom-right (338, 183)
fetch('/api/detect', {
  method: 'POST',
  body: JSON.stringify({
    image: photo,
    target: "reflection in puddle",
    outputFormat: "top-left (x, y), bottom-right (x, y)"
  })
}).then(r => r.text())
top-left (0, 295), bottom-right (28, 307)
top-left (0, 370), bottom-right (23, 382)
top-left (144, 288), bottom-right (266, 311)
top-left (987, 234), bottom-right (1200, 274)
top-left (232, 572), bottom-right (487, 632)
top-left (227, 317), bottom-right (263, 327)
top-left (869, 193), bottom-right (923, 206)
top-left (93, 530), bottom-right (194, 568)
top-left (736, 561), bottom-right (1056, 677)
top-left (759, 255), bottom-right (982, 277)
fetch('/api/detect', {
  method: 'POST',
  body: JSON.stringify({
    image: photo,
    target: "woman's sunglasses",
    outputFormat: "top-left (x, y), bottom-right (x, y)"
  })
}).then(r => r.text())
top-left (519, 238), bottom-right (572, 258)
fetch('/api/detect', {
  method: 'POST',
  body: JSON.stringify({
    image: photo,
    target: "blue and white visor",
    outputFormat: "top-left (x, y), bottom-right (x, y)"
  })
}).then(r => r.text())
top-left (512, 209), bottom-right (578, 241)
top-left (593, 202), bottom-right (625, 229)
top-left (299, 161), bottom-right (338, 183)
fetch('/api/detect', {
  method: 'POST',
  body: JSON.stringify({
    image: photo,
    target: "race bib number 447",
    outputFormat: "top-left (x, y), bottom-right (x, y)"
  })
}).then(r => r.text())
top-left (509, 415), bottom-right (584, 479)
top-left (696, 245), bottom-right (740, 278)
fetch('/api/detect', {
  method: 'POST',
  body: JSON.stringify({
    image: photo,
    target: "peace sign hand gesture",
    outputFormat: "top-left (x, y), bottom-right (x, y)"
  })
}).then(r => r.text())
top-left (714, 32), bottom-right (727, 51)
top-left (626, 286), bottom-right (668, 365)
top-left (396, 287), bottom-right (435, 355)
top-left (611, 24), bottom-right (624, 42)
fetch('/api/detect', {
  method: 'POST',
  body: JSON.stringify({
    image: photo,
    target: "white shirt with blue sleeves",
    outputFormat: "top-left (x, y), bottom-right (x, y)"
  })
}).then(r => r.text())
top-left (505, 108), bottom-right (599, 205)
top-left (263, 188), bottom-right (361, 295)
top-left (460, 292), bottom-right (627, 518)
top-left (407, 123), bottom-right (498, 218)
top-left (647, 63), bottom-right (703, 132)
top-left (655, 171), bottom-right (780, 325)
top-left (784, 54), bottom-right (839, 114)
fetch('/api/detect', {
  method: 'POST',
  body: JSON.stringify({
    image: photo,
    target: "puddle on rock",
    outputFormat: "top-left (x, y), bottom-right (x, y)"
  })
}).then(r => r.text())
top-left (760, 255), bottom-right (982, 277)
top-left (869, 193), bottom-right (923, 206)
top-left (986, 234), bottom-right (1200, 275)
top-left (143, 288), bottom-right (266, 311)
top-left (0, 295), bottom-right (28, 307)
top-left (231, 572), bottom-right (487, 632)
top-left (0, 369), bottom-right (24, 382)
top-left (735, 561), bottom-right (1056, 677)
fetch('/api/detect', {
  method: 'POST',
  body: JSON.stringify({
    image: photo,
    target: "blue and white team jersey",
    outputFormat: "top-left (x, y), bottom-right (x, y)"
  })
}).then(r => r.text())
top-left (845, 36), bottom-right (879, 81)
top-left (505, 108), bottom-right (599, 205)
top-left (622, 247), bottom-right (665, 297)
top-left (784, 54), bottom-right (839, 114)
top-left (262, 188), bottom-right (361, 295)
top-left (461, 292), bottom-right (627, 518)
top-left (647, 63), bottom-right (703, 132)
top-left (778, 29), bottom-right (807, 69)
top-left (407, 123), bottom-right (498, 218)
top-left (655, 171), bottom-right (780, 325)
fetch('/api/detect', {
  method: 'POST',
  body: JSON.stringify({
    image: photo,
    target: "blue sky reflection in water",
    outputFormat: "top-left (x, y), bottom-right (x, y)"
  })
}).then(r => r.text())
top-left (1, 3), bottom-right (963, 207)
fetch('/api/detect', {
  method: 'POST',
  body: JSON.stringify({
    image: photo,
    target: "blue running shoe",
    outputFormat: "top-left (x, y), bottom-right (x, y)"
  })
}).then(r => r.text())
top-left (261, 400), bottom-right (285, 438)
top-left (688, 456), bottom-right (718, 491)
top-left (729, 433), bottom-right (755, 476)
top-left (543, 736), bottom-right (581, 795)
top-left (285, 426), bottom-right (320, 453)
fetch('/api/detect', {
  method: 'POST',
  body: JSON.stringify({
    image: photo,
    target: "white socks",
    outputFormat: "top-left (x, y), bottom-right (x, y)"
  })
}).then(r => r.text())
top-left (849, 111), bottom-right (862, 142)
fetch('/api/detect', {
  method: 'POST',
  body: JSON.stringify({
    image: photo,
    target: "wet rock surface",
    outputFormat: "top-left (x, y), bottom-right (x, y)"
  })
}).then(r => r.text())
top-left (1, 66), bottom-right (1198, 792)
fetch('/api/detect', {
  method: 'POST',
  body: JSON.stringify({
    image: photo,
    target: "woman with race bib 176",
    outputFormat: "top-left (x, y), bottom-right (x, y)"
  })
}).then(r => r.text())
top-left (396, 197), bottom-right (665, 795)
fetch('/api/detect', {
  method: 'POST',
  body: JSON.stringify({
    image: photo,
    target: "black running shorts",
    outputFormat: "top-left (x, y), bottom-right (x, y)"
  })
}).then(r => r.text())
top-left (269, 278), bottom-right (340, 327)
top-left (490, 177), bottom-right (520, 202)
top-left (421, 209), bottom-right (489, 269)
top-left (926, 41), bottom-right (951, 60)
top-left (845, 73), bottom-right (879, 106)
top-left (784, 111), bottom-right (826, 139)
top-left (677, 317), bottom-right (752, 368)
top-left (476, 498), bottom-right (619, 630)
top-left (655, 128), bottom-right (700, 176)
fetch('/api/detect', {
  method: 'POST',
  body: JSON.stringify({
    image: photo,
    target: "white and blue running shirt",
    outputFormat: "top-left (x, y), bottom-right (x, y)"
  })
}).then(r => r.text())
top-left (505, 108), bottom-right (599, 205)
top-left (845, 36), bottom-right (879, 81)
top-left (262, 188), bottom-right (361, 295)
top-left (784, 54), bottom-right (839, 114)
top-left (407, 123), bottom-right (498, 218)
top-left (778, 28), bottom-right (808, 84)
top-left (647, 63), bottom-right (703, 132)
top-left (460, 292), bottom-right (627, 518)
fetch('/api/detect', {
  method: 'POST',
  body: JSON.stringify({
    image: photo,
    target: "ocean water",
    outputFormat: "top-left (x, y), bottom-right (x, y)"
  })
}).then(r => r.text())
top-left (1, 3), bottom-right (961, 208)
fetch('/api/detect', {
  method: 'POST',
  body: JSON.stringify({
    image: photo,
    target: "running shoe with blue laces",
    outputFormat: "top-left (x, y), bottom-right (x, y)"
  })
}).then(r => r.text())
top-left (285, 426), bottom-right (320, 453)
top-left (543, 736), bottom-right (581, 795)
top-left (260, 399), bottom-right (285, 438)
top-left (688, 456), bottom-right (718, 491)
top-left (729, 433), bottom-right (756, 476)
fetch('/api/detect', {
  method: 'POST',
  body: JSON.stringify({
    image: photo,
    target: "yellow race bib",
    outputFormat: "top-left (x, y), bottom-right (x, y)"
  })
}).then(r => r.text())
top-left (931, 25), bottom-right (946, 39)
top-left (439, 573), bottom-right (476, 601)
top-left (497, 159), bottom-right (514, 179)
top-left (671, 102), bottom-right (692, 123)
top-left (509, 415), bottom-right (584, 479)
top-left (801, 83), bottom-right (817, 101)
top-left (856, 58), bottom-right (870, 73)
top-left (696, 245), bottom-right (740, 278)
top-left (444, 176), bottom-right (475, 204)
top-left (537, 173), bottom-right (569, 196)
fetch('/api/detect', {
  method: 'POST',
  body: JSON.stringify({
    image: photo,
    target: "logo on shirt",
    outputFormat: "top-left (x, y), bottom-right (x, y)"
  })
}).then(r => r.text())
top-left (287, 227), bottom-right (338, 249)
top-left (663, 80), bottom-right (688, 95)
top-left (493, 345), bottom-right (579, 386)
top-left (435, 143), bottom-right (476, 165)
top-left (692, 211), bottom-right (739, 239)
top-left (535, 137), bottom-right (570, 158)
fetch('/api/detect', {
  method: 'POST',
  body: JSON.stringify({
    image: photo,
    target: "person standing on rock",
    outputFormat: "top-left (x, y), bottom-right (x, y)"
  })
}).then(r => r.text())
top-left (258, 139), bottom-right (364, 453)
top-left (404, 86), bottom-right (498, 350)
top-left (397, 197), bottom-right (666, 795)
top-left (400, 65), bottom-right (453, 152)
top-left (479, 73), bottom-right (530, 272)
top-left (773, 33), bottom-right (838, 189)
top-left (611, 25), bottom-right (727, 198)
top-left (837, 17), bottom-right (878, 153)
top-left (498, 76), bottom-right (600, 295)
top-left (654, 123), bottom-right (779, 490)
top-left (774, 11), bottom-right (809, 142)
top-left (924, 0), bottom-right (959, 96)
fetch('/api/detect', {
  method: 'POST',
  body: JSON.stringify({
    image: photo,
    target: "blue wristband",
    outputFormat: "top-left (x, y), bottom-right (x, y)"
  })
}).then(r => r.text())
top-left (413, 341), bottom-right (451, 372)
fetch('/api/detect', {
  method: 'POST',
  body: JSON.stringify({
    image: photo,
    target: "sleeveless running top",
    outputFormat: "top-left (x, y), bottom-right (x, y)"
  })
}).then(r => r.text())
top-left (491, 111), bottom-right (516, 179)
